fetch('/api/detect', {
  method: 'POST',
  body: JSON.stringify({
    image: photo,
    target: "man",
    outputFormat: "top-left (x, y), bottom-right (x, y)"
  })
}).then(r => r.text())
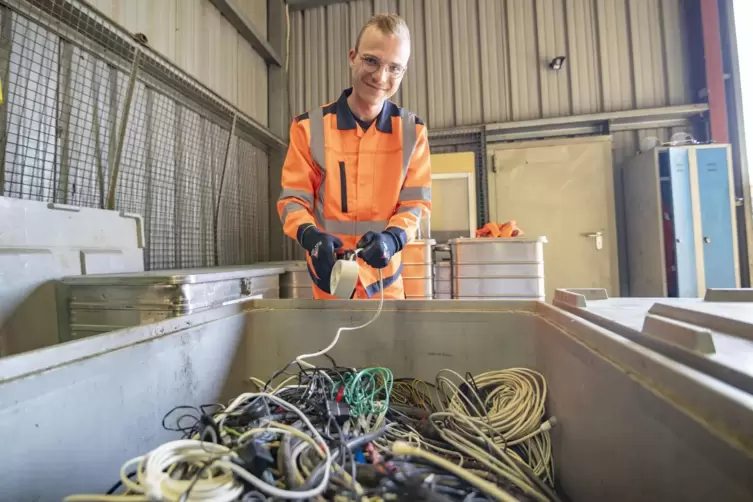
top-left (277, 14), bottom-right (431, 299)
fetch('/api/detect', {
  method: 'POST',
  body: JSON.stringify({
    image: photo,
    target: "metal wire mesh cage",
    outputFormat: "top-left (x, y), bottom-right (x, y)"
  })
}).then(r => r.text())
top-left (0, 0), bottom-right (277, 269)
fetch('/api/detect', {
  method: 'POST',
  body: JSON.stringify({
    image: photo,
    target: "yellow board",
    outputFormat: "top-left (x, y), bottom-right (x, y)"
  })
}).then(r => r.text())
top-left (429, 152), bottom-right (477, 239)
top-left (431, 151), bottom-right (475, 174)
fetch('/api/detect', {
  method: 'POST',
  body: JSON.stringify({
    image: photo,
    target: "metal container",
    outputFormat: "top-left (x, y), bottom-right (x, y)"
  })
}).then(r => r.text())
top-left (3, 299), bottom-right (753, 501)
top-left (59, 265), bottom-right (284, 340)
top-left (401, 239), bottom-right (435, 299)
top-left (268, 261), bottom-right (312, 299)
top-left (433, 262), bottom-right (452, 299)
top-left (450, 237), bottom-right (547, 300)
top-left (554, 287), bottom-right (753, 395)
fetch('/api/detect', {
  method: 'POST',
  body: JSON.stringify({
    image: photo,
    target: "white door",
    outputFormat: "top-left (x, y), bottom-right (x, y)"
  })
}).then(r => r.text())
top-left (491, 136), bottom-right (619, 300)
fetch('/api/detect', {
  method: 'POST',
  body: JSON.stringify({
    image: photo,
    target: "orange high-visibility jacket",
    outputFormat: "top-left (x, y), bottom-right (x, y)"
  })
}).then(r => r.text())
top-left (277, 88), bottom-right (432, 299)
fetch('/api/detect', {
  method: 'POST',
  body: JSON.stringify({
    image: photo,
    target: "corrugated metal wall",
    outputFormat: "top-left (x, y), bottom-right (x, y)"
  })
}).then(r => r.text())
top-left (88, 0), bottom-right (269, 126)
top-left (288, 0), bottom-right (692, 128)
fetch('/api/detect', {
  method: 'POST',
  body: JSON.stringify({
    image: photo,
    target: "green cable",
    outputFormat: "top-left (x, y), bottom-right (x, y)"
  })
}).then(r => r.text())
top-left (338, 367), bottom-right (394, 417)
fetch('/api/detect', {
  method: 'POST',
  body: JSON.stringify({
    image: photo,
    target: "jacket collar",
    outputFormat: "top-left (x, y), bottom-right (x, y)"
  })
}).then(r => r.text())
top-left (336, 87), bottom-right (398, 133)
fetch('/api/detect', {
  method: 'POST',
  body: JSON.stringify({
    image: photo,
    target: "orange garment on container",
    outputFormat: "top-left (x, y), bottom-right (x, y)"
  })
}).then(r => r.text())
top-left (277, 88), bottom-right (432, 299)
top-left (475, 221), bottom-right (524, 238)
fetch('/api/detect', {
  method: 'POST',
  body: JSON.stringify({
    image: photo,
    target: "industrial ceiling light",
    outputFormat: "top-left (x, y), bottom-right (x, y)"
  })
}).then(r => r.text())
top-left (549, 56), bottom-right (566, 71)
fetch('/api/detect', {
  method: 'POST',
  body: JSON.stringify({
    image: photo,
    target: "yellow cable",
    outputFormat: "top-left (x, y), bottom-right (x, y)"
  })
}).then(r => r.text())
top-left (391, 441), bottom-right (520, 502)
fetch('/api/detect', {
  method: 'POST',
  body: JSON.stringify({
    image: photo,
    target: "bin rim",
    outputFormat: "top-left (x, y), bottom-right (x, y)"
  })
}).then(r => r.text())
top-left (61, 264), bottom-right (286, 285)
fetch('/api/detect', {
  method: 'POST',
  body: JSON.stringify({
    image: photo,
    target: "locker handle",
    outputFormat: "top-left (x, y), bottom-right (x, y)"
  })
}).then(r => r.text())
top-left (704, 237), bottom-right (711, 244)
top-left (584, 231), bottom-right (604, 251)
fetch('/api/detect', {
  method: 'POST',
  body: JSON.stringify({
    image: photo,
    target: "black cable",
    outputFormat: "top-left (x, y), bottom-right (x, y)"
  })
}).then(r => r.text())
top-left (105, 471), bottom-right (136, 495)
top-left (178, 458), bottom-right (221, 502)
top-left (300, 425), bottom-right (389, 491)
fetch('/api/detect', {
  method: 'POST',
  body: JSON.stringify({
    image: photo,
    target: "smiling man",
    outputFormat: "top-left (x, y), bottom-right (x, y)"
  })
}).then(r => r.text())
top-left (277, 14), bottom-right (432, 300)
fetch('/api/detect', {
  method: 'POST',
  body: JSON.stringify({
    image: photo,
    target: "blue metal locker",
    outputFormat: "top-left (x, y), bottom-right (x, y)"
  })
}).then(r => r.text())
top-left (695, 147), bottom-right (737, 288)
top-left (660, 149), bottom-right (699, 297)
top-left (623, 144), bottom-right (739, 297)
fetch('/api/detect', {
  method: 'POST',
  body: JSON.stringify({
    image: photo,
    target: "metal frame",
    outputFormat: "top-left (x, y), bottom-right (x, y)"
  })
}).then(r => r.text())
top-left (483, 104), bottom-right (709, 143)
top-left (286, 0), bottom-right (350, 11)
top-left (720, 0), bottom-right (753, 288)
top-left (431, 172), bottom-right (477, 239)
top-left (207, 0), bottom-right (281, 66)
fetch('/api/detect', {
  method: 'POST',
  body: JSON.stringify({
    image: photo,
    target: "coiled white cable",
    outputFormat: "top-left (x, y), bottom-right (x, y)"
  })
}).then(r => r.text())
top-left (65, 394), bottom-right (333, 502)
top-left (297, 249), bottom-right (384, 369)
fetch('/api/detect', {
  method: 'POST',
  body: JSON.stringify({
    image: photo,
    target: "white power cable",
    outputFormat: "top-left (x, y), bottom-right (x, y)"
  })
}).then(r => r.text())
top-left (297, 249), bottom-right (384, 369)
top-left (65, 394), bottom-right (333, 502)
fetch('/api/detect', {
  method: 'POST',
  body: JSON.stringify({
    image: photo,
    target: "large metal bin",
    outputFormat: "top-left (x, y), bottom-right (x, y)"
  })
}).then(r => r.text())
top-left (58, 265), bottom-right (284, 340)
top-left (401, 239), bottom-right (435, 299)
top-left (2, 299), bottom-right (753, 501)
top-left (554, 288), bottom-right (753, 395)
top-left (450, 237), bottom-right (546, 300)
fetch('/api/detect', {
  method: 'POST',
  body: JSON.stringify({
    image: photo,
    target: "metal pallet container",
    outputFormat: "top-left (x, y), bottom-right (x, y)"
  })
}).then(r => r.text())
top-left (450, 237), bottom-right (547, 300)
top-left (58, 265), bottom-right (284, 340)
top-left (402, 239), bottom-right (436, 300)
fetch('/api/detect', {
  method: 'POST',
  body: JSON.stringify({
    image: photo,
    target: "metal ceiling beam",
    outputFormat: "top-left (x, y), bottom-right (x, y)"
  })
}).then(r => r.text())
top-left (208, 0), bottom-right (281, 66)
top-left (287, 0), bottom-right (351, 11)
top-left (484, 104), bottom-right (709, 143)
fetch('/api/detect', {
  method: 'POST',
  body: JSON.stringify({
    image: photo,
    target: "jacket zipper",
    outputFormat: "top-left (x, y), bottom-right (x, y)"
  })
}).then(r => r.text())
top-left (339, 161), bottom-right (348, 213)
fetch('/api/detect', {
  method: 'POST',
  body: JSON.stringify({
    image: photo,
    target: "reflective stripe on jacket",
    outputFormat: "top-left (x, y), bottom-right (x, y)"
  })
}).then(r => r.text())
top-left (277, 88), bottom-right (432, 299)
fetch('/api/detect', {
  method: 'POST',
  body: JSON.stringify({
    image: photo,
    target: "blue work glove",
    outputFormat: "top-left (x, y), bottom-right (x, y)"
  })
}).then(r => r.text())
top-left (299, 225), bottom-right (343, 287)
top-left (357, 231), bottom-right (400, 269)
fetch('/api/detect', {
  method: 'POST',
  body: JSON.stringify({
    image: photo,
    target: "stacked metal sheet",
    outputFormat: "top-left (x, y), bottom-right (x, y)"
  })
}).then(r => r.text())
top-left (450, 237), bottom-right (547, 300)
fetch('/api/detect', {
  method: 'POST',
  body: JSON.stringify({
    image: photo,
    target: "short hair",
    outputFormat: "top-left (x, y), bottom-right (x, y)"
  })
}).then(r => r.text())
top-left (354, 13), bottom-right (411, 53)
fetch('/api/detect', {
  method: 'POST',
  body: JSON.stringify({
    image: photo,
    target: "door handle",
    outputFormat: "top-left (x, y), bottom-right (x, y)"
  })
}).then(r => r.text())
top-left (584, 231), bottom-right (604, 251)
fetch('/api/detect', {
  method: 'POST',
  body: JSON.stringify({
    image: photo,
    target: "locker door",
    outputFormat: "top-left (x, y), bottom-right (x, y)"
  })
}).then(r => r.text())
top-left (695, 147), bottom-right (739, 288)
top-left (662, 148), bottom-right (699, 297)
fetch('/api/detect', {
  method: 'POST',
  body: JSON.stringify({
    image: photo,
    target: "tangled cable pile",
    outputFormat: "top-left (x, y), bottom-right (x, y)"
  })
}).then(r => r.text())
top-left (65, 363), bottom-right (559, 502)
